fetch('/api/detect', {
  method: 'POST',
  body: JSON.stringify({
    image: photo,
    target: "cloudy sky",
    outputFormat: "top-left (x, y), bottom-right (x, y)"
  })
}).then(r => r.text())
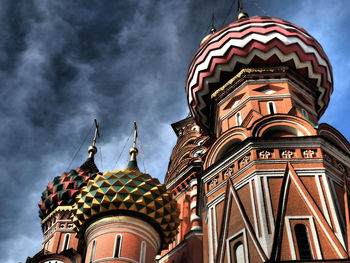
top-left (0, 0), bottom-right (349, 262)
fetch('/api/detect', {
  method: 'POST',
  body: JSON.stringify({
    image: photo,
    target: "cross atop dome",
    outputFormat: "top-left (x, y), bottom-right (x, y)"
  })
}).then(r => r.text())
top-left (238, 0), bottom-right (249, 19)
top-left (125, 121), bottom-right (140, 171)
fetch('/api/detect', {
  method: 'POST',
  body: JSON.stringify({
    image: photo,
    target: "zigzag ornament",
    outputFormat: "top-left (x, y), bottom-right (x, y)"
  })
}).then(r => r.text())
top-left (185, 16), bottom-right (333, 131)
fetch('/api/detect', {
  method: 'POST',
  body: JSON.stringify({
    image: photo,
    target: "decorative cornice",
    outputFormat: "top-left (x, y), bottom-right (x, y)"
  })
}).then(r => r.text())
top-left (41, 206), bottom-right (72, 224)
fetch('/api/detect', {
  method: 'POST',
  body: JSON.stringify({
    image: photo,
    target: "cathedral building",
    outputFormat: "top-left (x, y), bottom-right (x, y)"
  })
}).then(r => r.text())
top-left (27, 8), bottom-right (350, 263)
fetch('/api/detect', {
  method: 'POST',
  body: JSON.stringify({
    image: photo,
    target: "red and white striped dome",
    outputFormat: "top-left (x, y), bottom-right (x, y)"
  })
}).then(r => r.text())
top-left (186, 16), bottom-right (333, 131)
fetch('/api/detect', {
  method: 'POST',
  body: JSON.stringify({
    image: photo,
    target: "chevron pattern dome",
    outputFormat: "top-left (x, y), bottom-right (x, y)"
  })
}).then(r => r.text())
top-left (71, 169), bottom-right (180, 247)
top-left (38, 167), bottom-right (97, 219)
top-left (186, 16), bottom-right (333, 131)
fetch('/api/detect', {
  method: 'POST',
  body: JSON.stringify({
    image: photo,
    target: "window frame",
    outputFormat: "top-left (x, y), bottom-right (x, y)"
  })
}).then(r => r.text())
top-left (235, 111), bottom-right (242, 126)
top-left (140, 241), bottom-right (147, 263)
top-left (114, 234), bottom-right (122, 258)
top-left (267, 101), bottom-right (276, 115)
top-left (61, 233), bottom-right (70, 251)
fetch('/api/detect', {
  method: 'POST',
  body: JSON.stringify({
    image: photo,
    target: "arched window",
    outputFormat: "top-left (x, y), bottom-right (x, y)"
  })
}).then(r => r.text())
top-left (267, 101), bottom-right (276, 114)
top-left (114, 234), bottom-right (122, 258)
top-left (236, 111), bottom-right (242, 126)
top-left (140, 241), bottom-right (147, 263)
top-left (301, 108), bottom-right (308, 118)
top-left (233, 242), bottom-right (245, 263)
top-left (61, 233), bottom-right (70, 251)
top-left (295, 224), bottom-right (313, 260)
top-left (90, 240), bottom-right (96, 263)
top-left (46, 240), bottom-right (50, 251)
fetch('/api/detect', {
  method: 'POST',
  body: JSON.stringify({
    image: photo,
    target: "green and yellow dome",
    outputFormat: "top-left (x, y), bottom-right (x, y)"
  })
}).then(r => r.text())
top-left (71, 135), bottom-right (180, 247)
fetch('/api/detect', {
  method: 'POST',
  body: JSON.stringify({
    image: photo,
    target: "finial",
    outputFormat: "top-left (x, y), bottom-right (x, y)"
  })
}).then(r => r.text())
top-left (200, 14), bottom-right (217, 46)
top-left (238, 0), bottom-right (249, 20)
top-left (126, 121), bottom-right (139, 171)
top-left (88, 118), bottom-right (100, 158)
top-left (210, 14), bottom-right (216, 33)
top-left (79, 118), bottom-right (100, 174)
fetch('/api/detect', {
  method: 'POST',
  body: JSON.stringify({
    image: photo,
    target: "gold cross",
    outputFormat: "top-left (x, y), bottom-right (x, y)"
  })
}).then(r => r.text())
top-left (92, 118), bottom-right (100, 147)
top-left (238, 0), bottom-right (244, 12)
top-left (132, 121), bottom-right (138, 149)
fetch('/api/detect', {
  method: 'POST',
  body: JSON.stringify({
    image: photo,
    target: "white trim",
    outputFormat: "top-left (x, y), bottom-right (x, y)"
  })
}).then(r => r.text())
top-left (254, 175), bottom-right (271, 255)
top-left (191, 214), bottom-right (201, 222)
top-left (249, 180), bottom-right (259, 237)
top-left (89, 239), bottom-right (97, 263)
top-left (61, 233), bottom-right (70, 251)
top-left (190, 201), bottom-right (197, 211)
top-left (86, 219), bottom-right (160, 250)
top-left (140, 241), bottom-right (146, 263)
top-left (208, 207), bottom-right (214, 263)
top-left (315, 175), bottom-right (332, 227)
top-left (89, 229), bottom-right (158, 252)
top-left (203, 136), bottom-right (331, 184)
top-left (285, 216), bottom-right (322, 260)
top-left (208, 132), bottom-right (247, 166)
top-left (206, 192), bottom-right (226, 209)
top-left (215, 78), bottom-right (317, 134)
top-left (190, 189), bottom-right (197, 198)
top-left (220, 95), bottom-right (290, 121)
top-left (267, 101), bottom-right (277, 114)
top-left (213, 204), bottom-right (218, 251)
top-left (230, 188), bottom-right (267, 261)
top-left (46, 240), bottom-right (50, 251)
top-left (114, 234), bottom-right (122, 258)
top-left (326, 175), bottom-right (346, 248)
top-left (190, 178), bottom-right (198, 187)
top-left (254, 119), bottom-right (312, 137)
top-left (226, 229), bottom-right (249, 263)
top-left (263, 176), bottom-right (275, 234)
top-left (290, 173), bottom-right (344, 258)
top-left (236, 111), bottom-right (242, 126)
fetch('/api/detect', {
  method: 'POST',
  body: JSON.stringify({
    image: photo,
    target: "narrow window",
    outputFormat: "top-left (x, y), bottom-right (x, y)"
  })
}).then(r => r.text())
top-left (234, 242), bottom-right (245, 263)
top-left (90, 240), bottom-right (96, 263)
top-left (295, 224), bottom-right (313, 260)
top-left (236, 111), bottom-right (242, 126)
top-left (61, 233), bottom-right (70, 251)
top-left (267, 101), bottom-right (276, 114)
top-left (46, 240), bottom-right (50, 251)
top-left (301, 108), bottom-right (308, 118)
top-left (114, 234), bottom-right (122, 258)
top-left (140, 241), bottom-right (147, 263)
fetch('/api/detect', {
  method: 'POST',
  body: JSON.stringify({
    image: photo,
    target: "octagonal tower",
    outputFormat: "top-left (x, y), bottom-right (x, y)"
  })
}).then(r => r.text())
top-left (72, 123), bottom-right (180, 263)
top-left (160, 10), bottom-right (350, 263)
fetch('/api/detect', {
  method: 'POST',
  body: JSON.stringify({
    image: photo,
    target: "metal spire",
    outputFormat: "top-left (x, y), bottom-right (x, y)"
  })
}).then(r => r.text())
top-left (78, 118), bottom-right (100, 174)
top-left (238, 0), bottom-right (249, 20)
top-left (211, 14), bottom-right (216, 33)
top-left (126, 121), bottom-right (139, 171)
top-left (88, 118), bottom-right (100, 158)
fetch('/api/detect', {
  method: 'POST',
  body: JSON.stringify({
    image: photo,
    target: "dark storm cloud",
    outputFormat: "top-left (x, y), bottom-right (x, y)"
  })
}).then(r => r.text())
top-left (0, 1), bottom-right (350, 262)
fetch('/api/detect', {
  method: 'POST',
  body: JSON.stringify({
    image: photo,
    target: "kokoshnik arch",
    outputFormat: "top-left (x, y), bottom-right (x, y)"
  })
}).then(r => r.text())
top-left (27, 6), bottom-right (350, 263)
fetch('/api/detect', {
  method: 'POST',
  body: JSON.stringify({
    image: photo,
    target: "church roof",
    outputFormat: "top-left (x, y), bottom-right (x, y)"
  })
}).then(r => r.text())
top-left (186, 16), bottom-right (333, 132)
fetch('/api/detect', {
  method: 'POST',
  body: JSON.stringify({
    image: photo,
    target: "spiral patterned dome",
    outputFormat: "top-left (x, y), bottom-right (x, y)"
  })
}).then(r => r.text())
top-left (71, 167), bottom-right (180, 247)
top-left (38, 158), bottom-right (99, 220)
top-left (186, 16), bottom-right (333, 131)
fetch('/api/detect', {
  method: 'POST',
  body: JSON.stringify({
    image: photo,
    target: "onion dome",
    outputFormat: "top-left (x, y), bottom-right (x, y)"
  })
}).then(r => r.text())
top-left (38, 157), bottom-right (99, 219)
top-left (186, 16), bottom-right (333, 131)
top-left (71, 122), bottom-right (180, 247)
top-left (39, 121), bottom-right (101, 220)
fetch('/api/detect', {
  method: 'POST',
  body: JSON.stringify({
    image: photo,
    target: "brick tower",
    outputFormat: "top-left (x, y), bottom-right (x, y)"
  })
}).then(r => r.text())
top-left (158, 11), bottom-right (350, 263)
top-left (27, 123), bottom-right (180, 263)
